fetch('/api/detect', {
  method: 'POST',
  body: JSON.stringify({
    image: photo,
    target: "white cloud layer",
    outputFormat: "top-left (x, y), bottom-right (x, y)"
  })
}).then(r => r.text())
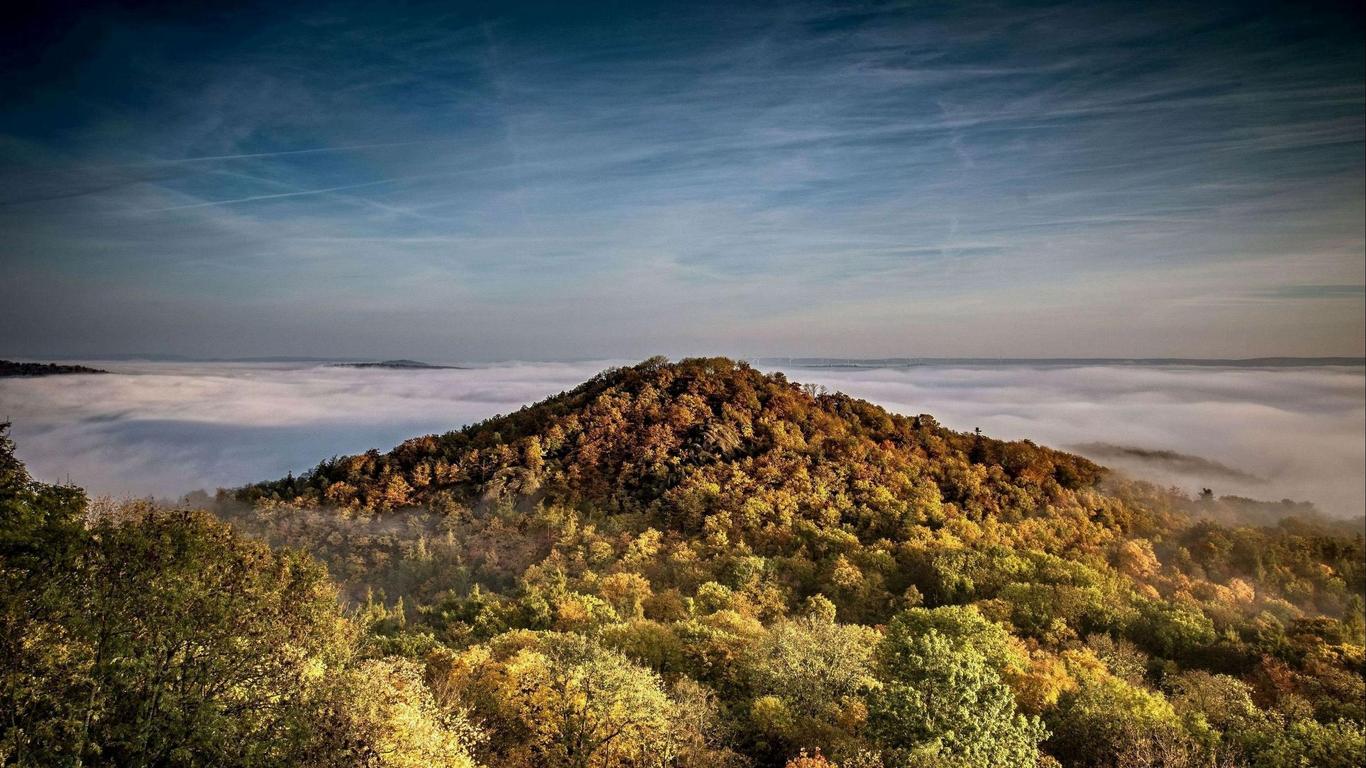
top-left (769, 363), bottom-right (1365, 518)
top-left (2, 361), bottom-right (1362, 517)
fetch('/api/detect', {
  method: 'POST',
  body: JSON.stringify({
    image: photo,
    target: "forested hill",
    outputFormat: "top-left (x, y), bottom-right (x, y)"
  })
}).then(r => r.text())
top-left (5, 359), bottom-right (1360, 768)
top-left (220, 357), bottom-right (1363, 766)
top-left (238, 356), bottom-right (1123, 532)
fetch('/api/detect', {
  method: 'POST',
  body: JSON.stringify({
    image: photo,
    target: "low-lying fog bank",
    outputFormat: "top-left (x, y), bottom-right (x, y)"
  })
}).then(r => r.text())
top-left (771, 362), bottom-right (1365, 519)
top-left (1, 359), bottom-right (1361, 518)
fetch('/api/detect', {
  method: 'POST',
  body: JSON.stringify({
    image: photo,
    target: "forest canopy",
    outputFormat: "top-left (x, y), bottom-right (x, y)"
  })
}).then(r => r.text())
top-left (4, 357), bottom-right (1363, 767)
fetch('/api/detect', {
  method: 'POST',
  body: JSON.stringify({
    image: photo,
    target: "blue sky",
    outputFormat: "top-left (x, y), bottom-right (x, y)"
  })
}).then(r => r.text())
top-left (2, 0), bottom-right (1362, 360)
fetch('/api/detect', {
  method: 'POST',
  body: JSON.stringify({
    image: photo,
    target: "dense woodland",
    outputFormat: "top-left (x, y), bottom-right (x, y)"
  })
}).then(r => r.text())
top-left (3, 357), bottom-right (1363, 767)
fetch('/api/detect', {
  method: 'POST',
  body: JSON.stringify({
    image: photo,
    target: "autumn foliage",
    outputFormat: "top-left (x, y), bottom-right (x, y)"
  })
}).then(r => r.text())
top-left (3, 358), bottom-right (1363, 767)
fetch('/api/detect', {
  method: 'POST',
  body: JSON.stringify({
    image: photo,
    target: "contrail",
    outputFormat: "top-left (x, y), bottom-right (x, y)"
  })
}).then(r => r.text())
top-left (5, 138), bottom-right (463, 180)
top-left (167, 139), bottom-right (456, 164)
top-left (142, 177), bottom-right (416, 211)
top-left (137, 163), bottom-right (519, 212)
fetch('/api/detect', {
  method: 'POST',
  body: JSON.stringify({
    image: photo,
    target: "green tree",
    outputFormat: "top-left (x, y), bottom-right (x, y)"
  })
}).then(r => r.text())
top-left (746, 608), bottom-right (879, 758)
top-left (1, 428), bottom-right (482, 767)
top-left (868, 609), bottom-right (1045, 767)
top-left (501, 633), bottom-right (681, 768)
top-left (1046, 654), bottom-right (1192, 768)
top-left (310, 658), bottom-right (483, 768)
top-left (749, 611), bottom-right (878, 720)
top-left (1256, 718), bottom-right (1366, 768)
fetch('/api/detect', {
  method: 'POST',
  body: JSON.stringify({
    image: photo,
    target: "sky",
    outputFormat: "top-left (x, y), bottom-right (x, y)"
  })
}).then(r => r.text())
top-left (3, 361), bottom-right (1362, 518)
top-left (1, 0), bottom-right (1363, 360)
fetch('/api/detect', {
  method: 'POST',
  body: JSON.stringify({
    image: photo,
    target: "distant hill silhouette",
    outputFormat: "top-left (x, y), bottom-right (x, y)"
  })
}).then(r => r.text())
top-left (0, 360), bottom-right (106, 377)
top-left (331, 359), bottom-right (464, 370)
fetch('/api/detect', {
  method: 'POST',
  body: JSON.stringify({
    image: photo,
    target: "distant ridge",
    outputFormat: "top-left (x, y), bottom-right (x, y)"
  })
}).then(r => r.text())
top-left (331, 359), bottom-right (465, 370)
top-left (758, 356), bottom-right (1366, 368)
top-left (13, 354), bottom-right (1363, 369)
top-left (6, 354), bottom-right (378, 363)
top-left (4, 354), bottom-right (468, 366)
top-left (0, 360), bottom-right (107, 378)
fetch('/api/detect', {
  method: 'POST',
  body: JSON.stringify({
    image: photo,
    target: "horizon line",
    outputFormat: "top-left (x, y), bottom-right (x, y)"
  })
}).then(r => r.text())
top-left (5, 353), bottom-right (1365, 368)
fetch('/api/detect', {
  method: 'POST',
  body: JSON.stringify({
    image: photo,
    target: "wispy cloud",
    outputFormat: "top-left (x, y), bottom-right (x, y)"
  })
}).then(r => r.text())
top-left (1256, 284), bottom-right (1365, 300)
top-left (0, 0), bottom-right (1361, 358)
top-left (140, 176), bottom-right (426, 211)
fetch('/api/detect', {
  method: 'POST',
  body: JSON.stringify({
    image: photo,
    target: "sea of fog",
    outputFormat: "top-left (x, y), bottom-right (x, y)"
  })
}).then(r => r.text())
top-left (1, 360), bottom-right (1362, 518)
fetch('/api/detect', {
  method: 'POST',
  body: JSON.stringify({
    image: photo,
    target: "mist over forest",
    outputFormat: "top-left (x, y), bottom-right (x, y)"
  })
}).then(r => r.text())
top-left (2, 360), bottom-right (1361, 518)
top-left (3, 0), bottom-right (1362, 764)
top-left (8, 356), bottom-right (1364, 768)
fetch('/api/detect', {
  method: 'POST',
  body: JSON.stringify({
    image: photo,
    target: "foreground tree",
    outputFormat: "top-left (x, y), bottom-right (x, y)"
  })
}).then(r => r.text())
top-left (868, 607), bottom-right (1046, 768)
top-left (501, 633), bottom-right (681, 768)
top-left (0, 425), bottom-right (481, 767)
top-left (746, 601), bottom-right (879, 758)
top-left (1045, 651), bottom-right (1194, 768)
top-left (311, 658), bottom-right (483, 768)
